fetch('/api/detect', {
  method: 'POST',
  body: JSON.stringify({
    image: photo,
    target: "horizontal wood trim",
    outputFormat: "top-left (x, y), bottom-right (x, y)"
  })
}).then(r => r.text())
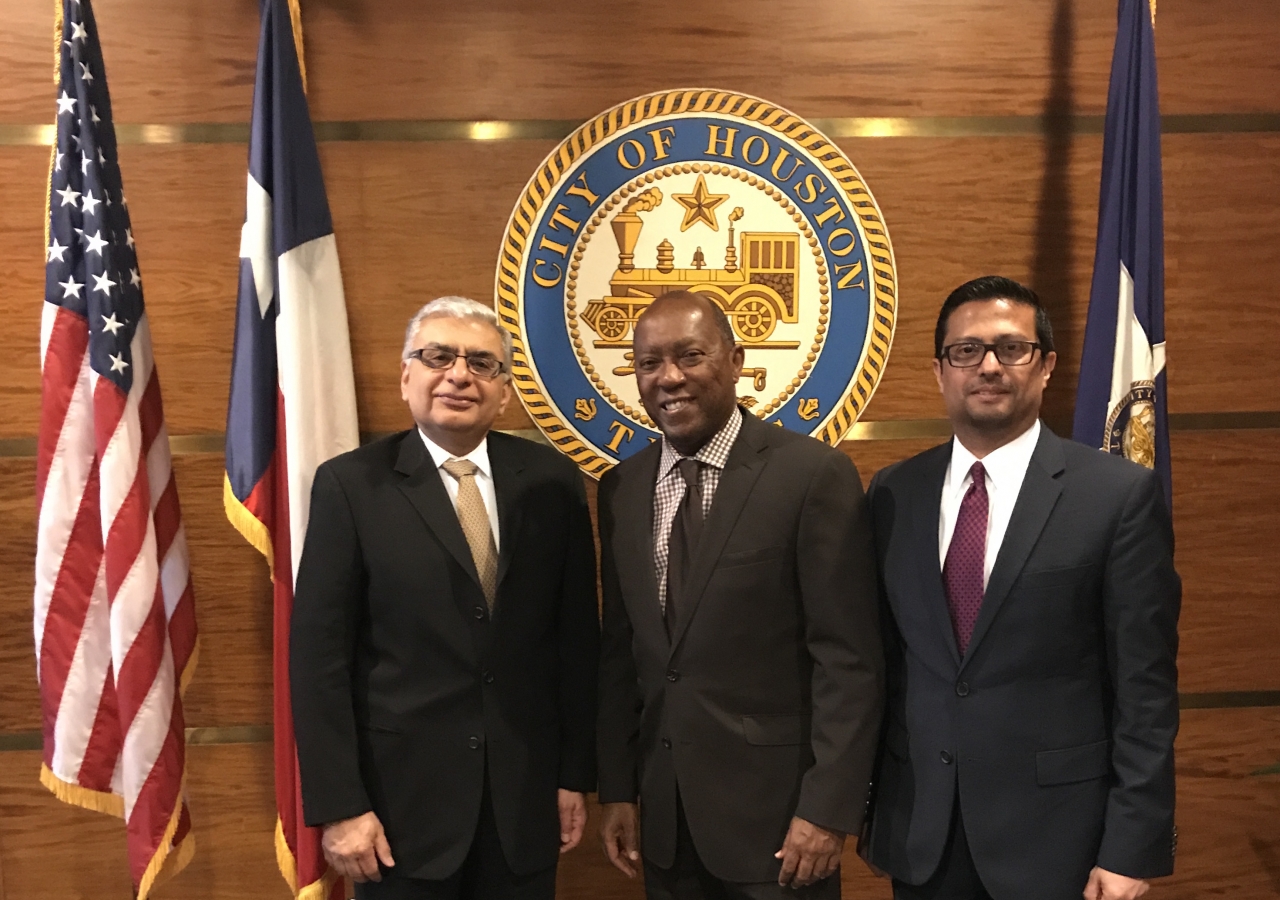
top-left (2, 412), bottom-right (1277, 458)
top-left (4, 113), bottom-right (1280, 146)
top-left (6, 693), bottom-right (1280, 750)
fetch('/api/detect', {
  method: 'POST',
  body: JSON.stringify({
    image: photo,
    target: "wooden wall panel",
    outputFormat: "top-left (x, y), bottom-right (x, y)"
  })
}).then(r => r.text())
top-left (0, 460), bottom-right (39, 732)
top-left (4, 132), bottom-right (1276, 435)
top-left (5, 0), bottom-right (1280, 124)
top-left (1171, 432), bottom-right (1280, 693)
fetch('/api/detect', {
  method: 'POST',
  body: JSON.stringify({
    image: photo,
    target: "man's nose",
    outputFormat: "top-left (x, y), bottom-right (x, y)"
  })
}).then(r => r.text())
top-left (655, 359), bottom-right (685, 386)
top-left (446, 356), bottom-right (473, 382)
top-left (977, 347), bottom-right (1004, 375)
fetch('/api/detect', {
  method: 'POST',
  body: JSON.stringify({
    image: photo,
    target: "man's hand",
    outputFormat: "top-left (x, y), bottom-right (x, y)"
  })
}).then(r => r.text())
top-left (1084, 867), bottom-right (1150, 900)
top-left (321, 811), bottom-right (394, 883)
top-left (558, 790), bottom-right (588, 853)
top-left (775, 817), bottom-right (845, 887)
top-left (599, 801), bottom-right (641, 878)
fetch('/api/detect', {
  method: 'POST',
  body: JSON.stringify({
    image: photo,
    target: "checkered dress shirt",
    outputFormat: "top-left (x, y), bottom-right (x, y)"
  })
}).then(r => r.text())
top-left (653, 408), bottom-right (744, 612)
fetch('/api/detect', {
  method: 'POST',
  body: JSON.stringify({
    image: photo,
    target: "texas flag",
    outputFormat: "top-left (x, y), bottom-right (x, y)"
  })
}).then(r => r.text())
top-left (223, 1), bottom-right (358, 897)
top-left (1073, 0), bottom-right (1171, 509)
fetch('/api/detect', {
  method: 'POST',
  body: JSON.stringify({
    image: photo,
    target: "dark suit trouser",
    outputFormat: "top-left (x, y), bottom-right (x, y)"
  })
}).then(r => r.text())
top-left (644, 794), bottom-right (841, 900)
top-left (355, 768), bottom-right (556, 900)
top-left (891, 795), bottom-right (991, 900)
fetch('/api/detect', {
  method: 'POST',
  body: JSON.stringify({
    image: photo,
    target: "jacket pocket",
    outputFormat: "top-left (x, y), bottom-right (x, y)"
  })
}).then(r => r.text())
top-left (742, 714), bottom-right (809, 746)
top-left (719, 545), bottom-right (786, 568)
top-left (1036, 739), bottom-right (1110, 786)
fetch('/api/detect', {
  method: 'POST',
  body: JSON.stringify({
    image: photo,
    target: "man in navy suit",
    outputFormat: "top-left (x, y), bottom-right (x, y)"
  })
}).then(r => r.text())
top-left (864, 276), bottom-right (1180, 900)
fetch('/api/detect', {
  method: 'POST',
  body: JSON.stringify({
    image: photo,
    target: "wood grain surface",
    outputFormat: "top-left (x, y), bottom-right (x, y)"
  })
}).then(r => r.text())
top-left (4, 0), bottom-right (1280, 124)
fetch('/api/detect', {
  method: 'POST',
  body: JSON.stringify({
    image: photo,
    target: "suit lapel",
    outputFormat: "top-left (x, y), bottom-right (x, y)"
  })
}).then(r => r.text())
top-left (487, 433), bottom-right (525, 596)
top-left (962, 426), bottom-right (1066, 668)
top-left (668, 414), bottom-right (768, 655)
top-left (617, 443), bottom-right (665, 645)
top-left (394, 431), bottom-right (483, 593)
top-left (916, 442), bottom-right (963, 668)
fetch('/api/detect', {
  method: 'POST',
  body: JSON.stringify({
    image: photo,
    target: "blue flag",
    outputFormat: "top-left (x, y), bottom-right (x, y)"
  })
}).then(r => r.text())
top-left (1073, 0), bottom-right (1170, 509)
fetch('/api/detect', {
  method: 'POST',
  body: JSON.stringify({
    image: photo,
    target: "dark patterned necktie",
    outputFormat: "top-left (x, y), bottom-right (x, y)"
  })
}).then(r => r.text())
top-left (665, 459), bottom-right (704, 638)
top-left (943, 461), bottom-right (988, 655)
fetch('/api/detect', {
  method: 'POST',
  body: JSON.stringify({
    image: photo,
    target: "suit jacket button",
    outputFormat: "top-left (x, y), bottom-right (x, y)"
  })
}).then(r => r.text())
top-left (483, 671), bottom-right (494, 684)
top-left (662, 738), bottom-right (672, 749)
top-left (474, 606), bottom-right (486, 620)
top-left (468, 736), bottom-right (481, 750)
top-left (666, 670), bottom-right (679, 682)
top-left (940, 750), bottom-right (953, 765)
top-left (955, 681), bottom-right (970, 697)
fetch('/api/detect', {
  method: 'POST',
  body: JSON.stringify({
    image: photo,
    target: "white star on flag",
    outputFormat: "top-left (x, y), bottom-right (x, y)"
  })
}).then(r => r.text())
top-left (59, 276), bottom-right (83, 299)
top-left (84, 230), bottom-right (108, 256)
top-left (81, 152), bottom-right (93, 175)
top-left (102, 312), bottom-right (125, 335)
top-left (108, 352), bottom-right (129, 373)
top-left (129, 267), bottom-right (142, 287)
top-left (81, 191), bottom-right (102, 216)
top-left (70, 21), bottom-right (87, 42)
top-left (125, 229), bottom-right (135, 249)
top-left (48, 239), bottom-right (67, 263)
top-left (92, 272), bottom-right (117, 295)
top-left (79, 62), bottom-right (94, 83)
top-left (56, 186), bottom-right (81, 207)
top-left (57, 92), bottom-right (77, 115)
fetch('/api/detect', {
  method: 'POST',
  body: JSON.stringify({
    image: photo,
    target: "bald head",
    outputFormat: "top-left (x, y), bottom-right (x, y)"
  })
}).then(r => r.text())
top-left (632, 290), bottom-right (745, 455)
top-left (638, 291), bottom-right (736, 350)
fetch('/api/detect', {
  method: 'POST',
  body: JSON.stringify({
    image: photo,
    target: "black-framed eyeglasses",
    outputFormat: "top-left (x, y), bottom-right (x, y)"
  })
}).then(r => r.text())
top-left (940, 340), bottom-right (1041, 367)
top-left (408, 347), bottom-right (506, 379)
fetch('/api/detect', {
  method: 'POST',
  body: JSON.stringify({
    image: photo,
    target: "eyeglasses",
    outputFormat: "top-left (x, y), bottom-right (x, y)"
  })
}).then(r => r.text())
top-left (939, 340), bottom-right (1041, 368)
top-left (408, 347), bottom-right (506, 379)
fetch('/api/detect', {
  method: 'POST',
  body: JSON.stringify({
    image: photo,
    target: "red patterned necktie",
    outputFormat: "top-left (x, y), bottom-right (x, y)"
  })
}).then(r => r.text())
top-left (943, 461), bottom-right (988, 655)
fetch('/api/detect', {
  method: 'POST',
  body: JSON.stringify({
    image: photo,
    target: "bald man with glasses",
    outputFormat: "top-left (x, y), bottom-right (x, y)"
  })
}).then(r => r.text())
top-left (291, 296), bottom-right (599, 900)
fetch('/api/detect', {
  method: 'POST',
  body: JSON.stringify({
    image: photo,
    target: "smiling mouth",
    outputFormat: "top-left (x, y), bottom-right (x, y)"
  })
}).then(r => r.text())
top-left (660, 397), bottom-right (696, 414)
top-left (435, 394), bottom-right (478, 407)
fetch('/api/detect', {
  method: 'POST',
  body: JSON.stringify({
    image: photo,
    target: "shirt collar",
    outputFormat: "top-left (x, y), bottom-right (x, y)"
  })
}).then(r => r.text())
top-left (419, 428), bottom-right (493, 479)
top-left (658, 407), bottom-right (744, 481)
top-left (946, 419), bottom-right (1041, 499)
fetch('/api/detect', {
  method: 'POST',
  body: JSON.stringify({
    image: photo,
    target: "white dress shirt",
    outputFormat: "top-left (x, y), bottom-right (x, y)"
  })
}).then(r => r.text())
top-left (419, 429), bottom-right (501, 553)
top-left (938, 420), bottom-right (1041, 589)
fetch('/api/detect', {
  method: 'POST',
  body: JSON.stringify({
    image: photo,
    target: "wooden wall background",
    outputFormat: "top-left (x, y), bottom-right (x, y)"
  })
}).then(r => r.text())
top-left (2, 0), bottom-right (1278, 897)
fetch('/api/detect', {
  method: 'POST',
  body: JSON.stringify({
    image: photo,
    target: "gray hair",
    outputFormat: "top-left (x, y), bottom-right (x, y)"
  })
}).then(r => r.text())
top-left (402, 296), bottom-right (515, 375)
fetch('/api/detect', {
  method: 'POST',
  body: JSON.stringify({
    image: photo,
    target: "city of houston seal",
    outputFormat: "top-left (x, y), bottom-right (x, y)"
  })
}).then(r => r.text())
top-left (496, 89), bottom-right (898, 477)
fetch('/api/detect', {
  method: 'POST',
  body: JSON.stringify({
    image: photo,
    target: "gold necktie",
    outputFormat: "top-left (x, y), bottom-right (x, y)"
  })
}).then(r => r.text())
top-left (441, 458), bottom-right (498, 610)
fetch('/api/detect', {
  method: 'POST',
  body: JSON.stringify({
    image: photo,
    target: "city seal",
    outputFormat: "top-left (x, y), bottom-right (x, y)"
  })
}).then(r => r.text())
top-left (495, 89), bottom-right (898, 477)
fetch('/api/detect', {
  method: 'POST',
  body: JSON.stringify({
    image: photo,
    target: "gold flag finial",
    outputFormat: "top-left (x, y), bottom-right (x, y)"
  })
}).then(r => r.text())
top-left (287, 0), bottom-right (307, 93)
top-left (1149, 0), bottom-right (1157, 27)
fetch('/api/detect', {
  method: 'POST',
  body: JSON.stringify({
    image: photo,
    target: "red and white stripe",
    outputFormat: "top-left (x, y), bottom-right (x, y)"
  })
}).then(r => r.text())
top-left (35, 302), bottom-right (197, 899)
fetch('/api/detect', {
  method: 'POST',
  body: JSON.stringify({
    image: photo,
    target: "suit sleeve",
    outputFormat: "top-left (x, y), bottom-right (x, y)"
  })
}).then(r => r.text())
top-left (290, 462), bottom-right (371, 827)
top-left (793, 451), bottom-right (886, 835)
top-left (556, 467), bottom-right (600, 792)
top-left (595, 472), bottom-right (643, 804)
top-left (1096, 469), bottom-right (1181, 877)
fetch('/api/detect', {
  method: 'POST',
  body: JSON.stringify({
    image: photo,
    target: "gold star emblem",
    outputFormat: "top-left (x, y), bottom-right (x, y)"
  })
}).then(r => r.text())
top-left (672, 174), bottom-right (729, 232)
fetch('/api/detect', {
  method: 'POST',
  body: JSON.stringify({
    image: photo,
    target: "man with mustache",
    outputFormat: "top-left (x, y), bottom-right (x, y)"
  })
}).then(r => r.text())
top-left (596, 291), bottom-right (884, 899)
top-left (863, 277), bottom-right (1180, 900)
top-left (290, 297), bottom-right (599, 899)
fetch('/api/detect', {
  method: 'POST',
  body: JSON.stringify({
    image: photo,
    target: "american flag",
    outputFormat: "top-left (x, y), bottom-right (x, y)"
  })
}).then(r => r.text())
top-left (34, 1), bottom-right (198, 897)
top-left (224, 1), bottom-right (358, 897)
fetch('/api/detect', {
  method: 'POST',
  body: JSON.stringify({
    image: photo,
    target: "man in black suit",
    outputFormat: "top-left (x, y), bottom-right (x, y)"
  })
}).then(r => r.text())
top-left (290, 296), bottom-right (599, 900)
top-left (597, 291), bottom-right (884, 899)
top-left (863, 276), bottom-right (1180, 900)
